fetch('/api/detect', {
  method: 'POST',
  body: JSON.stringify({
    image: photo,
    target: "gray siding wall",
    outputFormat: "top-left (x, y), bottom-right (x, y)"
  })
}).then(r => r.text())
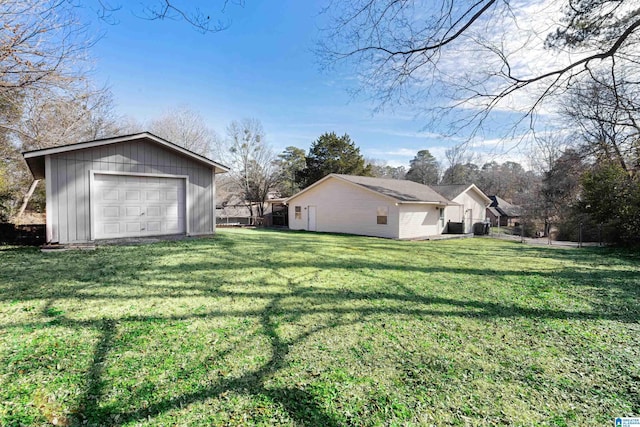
top-left (47, 140), bottom-right (216, 243)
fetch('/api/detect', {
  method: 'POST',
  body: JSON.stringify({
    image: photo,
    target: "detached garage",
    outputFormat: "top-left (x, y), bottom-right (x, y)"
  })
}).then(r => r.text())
top-left (23, 132), bottom-right (229, 244)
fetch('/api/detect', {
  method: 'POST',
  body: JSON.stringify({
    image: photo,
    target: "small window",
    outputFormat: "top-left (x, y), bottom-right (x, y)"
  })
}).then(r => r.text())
top-left (377, 206), bottom-right (388, 225)
top-left (295, 206), bottom-right (302, 220)
top-left (439, 208), bottom-right (445, 227)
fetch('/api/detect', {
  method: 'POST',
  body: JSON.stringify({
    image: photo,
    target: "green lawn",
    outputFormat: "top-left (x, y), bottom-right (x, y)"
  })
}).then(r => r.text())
top-left (0, 229), bottom-right (638, 426)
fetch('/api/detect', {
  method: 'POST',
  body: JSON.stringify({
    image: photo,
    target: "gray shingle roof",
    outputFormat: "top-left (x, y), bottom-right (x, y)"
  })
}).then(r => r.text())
top-left (22, 132), bottom-right (229, 178)
top-left (489, 195), bottom-right (522, 217)
top-left (430, 184), bottom-right (470, 201)
top-left (333, 174), bottom-right (452, 204)
top-left (487, 207), bottom-right (501, 217)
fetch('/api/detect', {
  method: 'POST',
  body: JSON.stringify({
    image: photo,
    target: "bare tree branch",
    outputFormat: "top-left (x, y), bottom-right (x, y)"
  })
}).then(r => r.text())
top-left (318, 0), bottom-right (640, 145)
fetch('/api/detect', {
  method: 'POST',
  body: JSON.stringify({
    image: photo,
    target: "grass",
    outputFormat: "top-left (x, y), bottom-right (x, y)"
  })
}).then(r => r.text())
top-left (0, 228), bottom-right (638, 426)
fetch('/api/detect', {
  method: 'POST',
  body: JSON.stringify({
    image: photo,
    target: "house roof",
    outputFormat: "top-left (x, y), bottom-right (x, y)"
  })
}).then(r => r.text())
top-left (266, 198), bottom-right (287, 204)
top-left (286, 174), bottom-right (455, 205)
top-left (432, 184), bottom-right (492, 205)
top-left (430, 184), bottom-right (469, 201)
top-left (22, 132), bottom-right (230, 179)
top-left (489, 195), bottom-right (522, 217)
top-left (487, 207), bottom-right (501, 217)
top-left (216, 204), bottom-right (253, 217)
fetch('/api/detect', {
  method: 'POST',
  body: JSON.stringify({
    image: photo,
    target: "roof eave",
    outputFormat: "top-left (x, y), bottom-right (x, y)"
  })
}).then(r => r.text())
top-left (24, 156), bottom-right (45, 179)
top-left (22, 132), bottom-right (230, 175)
top-left (285, 174), bottom-right (403, 204)
top-left (465, 184), bottom-right (492, 205)
top-left (396, 201), bottom-right (457, 205)
top-left (286, 174), bottom-right (461, 205)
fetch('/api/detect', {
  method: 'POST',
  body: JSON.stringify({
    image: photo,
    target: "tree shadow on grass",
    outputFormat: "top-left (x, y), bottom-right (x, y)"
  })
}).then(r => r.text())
top-left (69, 282), bottom-right (346, 427)
top-left (75, 318), bottom-right (116, 424)
top-left (8, 272), bottom-right (634, 426)
top-left (1, 252), bottom-right (638, 327)
top-left (2, 231), bottom-right (639, 425)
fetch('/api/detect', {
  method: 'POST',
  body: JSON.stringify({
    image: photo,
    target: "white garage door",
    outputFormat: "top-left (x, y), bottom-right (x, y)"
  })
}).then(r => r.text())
top-left (93, 174), bottom-right (186, 239)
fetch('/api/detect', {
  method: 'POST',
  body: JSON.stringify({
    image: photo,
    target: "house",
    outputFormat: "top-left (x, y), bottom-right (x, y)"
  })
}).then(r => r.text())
top-left (486, 195), bottom-right (522, 226)
top-left (216, 194), bottom-right (258, 226)
top-left (286, 174), bottom-right (456, 239)
top-left (22, 132), bottom-right (229, 244)
top-left (431, 184), bottom-right (492, 234)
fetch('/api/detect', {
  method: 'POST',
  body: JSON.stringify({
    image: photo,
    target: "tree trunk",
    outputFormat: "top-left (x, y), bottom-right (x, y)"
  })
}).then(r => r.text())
top-left (16, 179), bottom-right (39, 218)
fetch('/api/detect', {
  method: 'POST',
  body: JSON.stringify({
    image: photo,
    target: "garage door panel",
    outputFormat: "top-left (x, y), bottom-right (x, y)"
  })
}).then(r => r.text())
top-left (125, 206), bottom-right (141, 217)
top-left (147, 206), bottom-right (161, 217)
top-left (93, 174), bottom-right (185, 239)
top-left (164, 204), bottom-right (179, 218)
top-left (125, 190), bottom-right (141, 201)
top-left (102, 223), bottom-right (120, 235)
top-left (164, 220), bottom-right (179, 233)
top-left (102, 206), bottom-right (120, 217)
top-left (102, 189), bottom-right (119, 201)
top-left (125, 223), bottom-right (141, 233)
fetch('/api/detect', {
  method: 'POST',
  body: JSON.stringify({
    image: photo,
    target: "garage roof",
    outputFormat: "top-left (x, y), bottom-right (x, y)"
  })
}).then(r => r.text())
top-left (22, 132), bottom-right (230, 179)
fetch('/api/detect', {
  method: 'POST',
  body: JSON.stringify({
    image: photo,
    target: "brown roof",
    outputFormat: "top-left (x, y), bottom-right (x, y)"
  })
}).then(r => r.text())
top-left (489, 195), bottom-right (522, 217)
top-left (330, 174), bottom-right (453, 204)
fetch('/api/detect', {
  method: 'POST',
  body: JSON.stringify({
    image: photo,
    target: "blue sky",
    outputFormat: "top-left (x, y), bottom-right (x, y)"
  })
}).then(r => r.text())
top-left (82, 1), bottom-right (533, 168)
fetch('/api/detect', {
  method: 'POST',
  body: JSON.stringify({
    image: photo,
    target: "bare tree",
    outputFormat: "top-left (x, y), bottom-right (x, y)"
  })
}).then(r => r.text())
top-left (223, 118), bottom-right (279, 220)
top-left (560, 73), bottom-right (640, 176)
top-left (0, 0), bottom-right (99, 219)
top-left (92, 0), bottom-right (245, 33)
top-left (149, 106), bottom-right (220, 157)
top-left (319, 0), bottom-right (640, 138)
top-left (11, 85), bottom-right (124, 218)
top-left (366, 159), bottom-right (407, 180)
top-left (20, 86), bottom-right (122, 150)
top-left (541, 148), bottom-right (585, 221)
top-left (530, 132), bottom-right (568, 174)
top-left (0, 1), bottom-right (90, 94)
top-left (476, 161), bottom-right (529, 202)
top-left (0, 0), bottom-right (95, 142)
top-left (440, 144), bottom-right (478, 185)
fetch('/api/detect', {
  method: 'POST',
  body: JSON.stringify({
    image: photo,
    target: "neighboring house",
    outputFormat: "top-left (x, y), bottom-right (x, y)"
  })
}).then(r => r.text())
top-left (486, 195), bottom-right (522, 226)
top-left (431, 184), bottom-right (493, 234)
top-left (286, 174), bottom-right (456, 239)
top-left (216, 194), bottom-right (257, 225)
top-left (216, 204), bottom-right (254, 226)
top-left (22, 132), bottom-right (229, 244)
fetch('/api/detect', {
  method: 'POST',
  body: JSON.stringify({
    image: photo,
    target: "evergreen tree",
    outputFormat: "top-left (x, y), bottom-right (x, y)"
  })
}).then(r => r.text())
top-left (275, 146), bottom-right (307, 197)
top-left (301, 132), bottom-right (372, 187)
top-left (406, 150), bottom-right (440, 185)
